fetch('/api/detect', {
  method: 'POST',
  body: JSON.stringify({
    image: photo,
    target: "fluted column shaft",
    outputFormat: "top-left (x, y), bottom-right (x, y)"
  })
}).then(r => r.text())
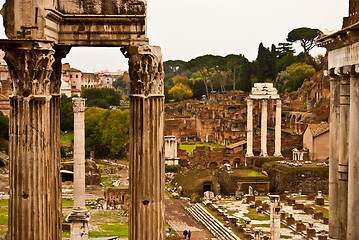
top-left (2, 41), bottom-right (63, 240)
top-left (338, 68), bottom-right (350, 240)
top-left (260, 99), bottom-right (268, 157)
top-left (274, 99), bottom-right (282, 157)
top-left (348, 67), bottom-right (359, 240)
top-left (329, 72), bottom-right (340, 239)
top-left (125, 45), bottom-right (165, 240)
top-left (246, 99), bottom-right (254, 157)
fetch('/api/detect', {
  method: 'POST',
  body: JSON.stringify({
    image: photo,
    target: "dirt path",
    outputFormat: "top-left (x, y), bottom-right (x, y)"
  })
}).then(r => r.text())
top-left (165, 194), bottom-right (213, 240)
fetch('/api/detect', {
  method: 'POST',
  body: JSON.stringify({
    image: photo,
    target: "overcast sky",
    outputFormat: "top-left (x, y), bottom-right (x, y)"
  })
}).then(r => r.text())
top-left (0, 0), bottom-right (349, 72)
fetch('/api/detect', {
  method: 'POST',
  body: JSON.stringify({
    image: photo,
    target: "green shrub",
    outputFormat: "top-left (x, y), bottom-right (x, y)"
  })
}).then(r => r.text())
top-left (165, 165), bottom-right (181, 173)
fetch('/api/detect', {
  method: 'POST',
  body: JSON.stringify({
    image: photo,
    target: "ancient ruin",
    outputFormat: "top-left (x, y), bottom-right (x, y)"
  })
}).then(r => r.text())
top-left (316, 1), bottom-right (359, 238)
top-left (165, 136), bottom-right (179, 166)
top-left (0, 0), bottom-right (165, 239)
top-left (246, 83), bottom-right (282, 157)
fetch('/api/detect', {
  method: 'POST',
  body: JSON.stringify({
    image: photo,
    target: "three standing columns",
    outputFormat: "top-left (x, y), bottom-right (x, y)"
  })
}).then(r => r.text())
top-left (1, 41), bottom-right (68, 240)
top-left (328, 65), bottom-right (359, 240)
top-left (67, 98), bottom-right (89, 240)
top-left (246, 98), bottom-right (281, 157)
top-left (124, 45), bottom-right (165, 240)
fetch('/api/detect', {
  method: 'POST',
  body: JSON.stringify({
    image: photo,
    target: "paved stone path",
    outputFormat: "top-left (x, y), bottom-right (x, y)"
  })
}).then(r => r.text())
top-left (165, 194), bottom-right (213, 240)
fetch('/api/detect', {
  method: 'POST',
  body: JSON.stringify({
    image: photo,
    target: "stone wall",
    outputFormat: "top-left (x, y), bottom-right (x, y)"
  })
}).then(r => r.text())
top-left (264, 165), bottom-right (329, 194)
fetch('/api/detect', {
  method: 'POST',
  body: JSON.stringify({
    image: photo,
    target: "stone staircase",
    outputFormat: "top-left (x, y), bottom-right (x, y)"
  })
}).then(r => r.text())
top-left (185, 203), bottom-right (240, 240)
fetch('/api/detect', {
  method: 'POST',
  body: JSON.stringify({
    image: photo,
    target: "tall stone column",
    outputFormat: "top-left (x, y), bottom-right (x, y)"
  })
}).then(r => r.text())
top-left (2, 41), bottom-right (65, 240)
top-left (124, 45), bottom-right (165, 240)
top-left (246, 99), bottom-right (254, 157)
top-left (348, 66), bottom-right (359, 240)
top-left (338, 67), bottom-right (350, 240)
top-left (329, 70), bottom-right (340, 239)
top-left (269, 195), bottom-right (281, 240)
top-left (274, 99), bottom-right (282, 157)
top-left (260, 99), bottom-right (268, 157)
top-left (67, 98), bottom-right (89, 240)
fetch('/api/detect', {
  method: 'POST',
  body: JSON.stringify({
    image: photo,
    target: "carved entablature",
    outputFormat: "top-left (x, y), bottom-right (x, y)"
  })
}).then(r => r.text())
top-left (2, 44), bottom-right (56, 97)
top-left (72, 98), bottom-right (86, 113)
top-left (57, 0), bottom-right (146, 15)
top-left (124, 45), bottom-right (164, 96)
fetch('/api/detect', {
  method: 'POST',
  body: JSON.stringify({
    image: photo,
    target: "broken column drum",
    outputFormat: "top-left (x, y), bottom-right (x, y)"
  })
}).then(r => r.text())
top-left (4, 42), bottom-right (63, 240)
top-left (125, 45), bottom-right (165, 240)
top-left (67, 97), bottom-right (89, 240)
top-left (269, 195), bottom-right (281, 240)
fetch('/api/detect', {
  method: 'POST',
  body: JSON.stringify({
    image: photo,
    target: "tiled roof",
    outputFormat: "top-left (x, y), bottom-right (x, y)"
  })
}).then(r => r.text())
top-left (308, 122), bottom-right (329, 137)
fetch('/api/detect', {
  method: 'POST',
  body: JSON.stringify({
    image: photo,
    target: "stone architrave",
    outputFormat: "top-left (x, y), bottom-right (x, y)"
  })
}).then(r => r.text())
top-left (67, 97), bottom-right (89, 240)
top-left (348, 65), bottom-right (359, 240)
top-left (260, 99), bottom-right (268, 157)
top-left (338, 66), bottom-right (350, 240)
top-left (1, 40), bottom-right (65, 240)
top-left (246, 99), bottom-right (254, 157)
top-left (269, 195), bottom-right (281, 240)
top-left (124, 45), bottom-right (165, 240)
top-left (274, 99), bottom-right (282, 157)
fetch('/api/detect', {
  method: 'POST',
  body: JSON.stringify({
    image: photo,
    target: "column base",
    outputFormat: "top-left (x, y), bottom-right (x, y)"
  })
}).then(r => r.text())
top-left (260, 152), bottom-right (268, 157)
top-left (273, 153), bottom-right (283, 157)
top-left (245, 153), bottom-right (254, 157)
top-left (67, 209), bottom-right (90, 240)
top-left (67, 208), bottom-right (90, 222)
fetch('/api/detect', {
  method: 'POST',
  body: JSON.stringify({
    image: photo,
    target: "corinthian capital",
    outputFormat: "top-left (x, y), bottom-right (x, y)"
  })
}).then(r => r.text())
top-left (3, 46), bottom-right (55, 97)
top-left (123, 45), bottom-right (164, 96)
top-left (72, 98), bottom-right (86, 113)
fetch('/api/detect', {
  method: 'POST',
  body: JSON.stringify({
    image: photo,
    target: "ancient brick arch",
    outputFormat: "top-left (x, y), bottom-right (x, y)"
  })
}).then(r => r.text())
top-left (0, 0), bottom-right (165, 239)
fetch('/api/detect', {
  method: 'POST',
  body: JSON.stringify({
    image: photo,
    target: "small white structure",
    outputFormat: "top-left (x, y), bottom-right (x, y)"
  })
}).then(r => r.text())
top-left (165, 136), bottom-right (179, 166)
top-left (292, 148), bottom-right (309, 161)
top-left (246, 83), bottom-right (282, 157)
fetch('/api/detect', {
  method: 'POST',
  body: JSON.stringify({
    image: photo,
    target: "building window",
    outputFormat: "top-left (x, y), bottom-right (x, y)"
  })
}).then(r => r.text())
top-left (76, 74), bottom-right (78, 78)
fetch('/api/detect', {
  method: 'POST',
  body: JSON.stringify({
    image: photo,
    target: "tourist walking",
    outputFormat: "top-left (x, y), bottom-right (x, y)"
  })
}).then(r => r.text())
top-left (188, 230), bottom-right (191, 239)
top-left (183, 230), bottom-right (188, 239)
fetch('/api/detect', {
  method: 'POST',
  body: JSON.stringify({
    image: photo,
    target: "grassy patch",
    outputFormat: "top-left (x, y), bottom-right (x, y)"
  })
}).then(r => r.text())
top-left (0, 216), bottom-right (7, 225)
top-left (62, 231), bottom-right (70, 238)
top-left (244, 208), bottom-right (270, 221)
top-left (252, 224), bottom-right (270, 227)
top-left (60, 133), bottom-right (74, 146)
top-left (89, 223), bottom-right (128, 237)
top-left (62, 200), bottom-right (74, 208)
top-left (179, 142), bottom-right (224, 154)
top-left (0, 200), bottom-right (8, 207)
top-left (247, 170), bottom-right (265, 177)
